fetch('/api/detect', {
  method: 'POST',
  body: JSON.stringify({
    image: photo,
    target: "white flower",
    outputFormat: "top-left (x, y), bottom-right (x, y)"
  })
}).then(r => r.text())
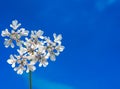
top-left (39, 58), bottom-right (48, 67)
top-left (16, 40), bottom-right (23, 46)
top-left (24, 37), bottom-right (38, 49)
top-left (26, 64), bottom-right (36, 73)
top-left (53, 33), bottom-right (62, 45)
top-left (10, 20), bottom-right (21, 30)
top-left (1, 29), bottom-right (10, 37)
top-left (24, 38), bottom-right (31, 46)
top-left (36, 30), bottom-right (44, 39)
top-left (55, 45), bottom-right (65, 52)
top-left (7, 55), bottom-right (16, 68)
top-left (44, 37), bottom-right (52, 45)
top-left (18, 28), bottom-right (29, 36)
top-left (4, 38), bottom-right (14, 48)
top-left (38, 45), bottom-right (46, 53)
top-left (17, 46), bottom-right (27, 55)
top-left (27, 54), bottom-right (36, 60)
top-left (49, 52), bottom-right (56, 61)
top-left (38, 52), bottom-right (49, 67)
top-left (54, 47), bottom-right (64, 56)
top-left (14, 65), bottom-right (26, 75)
top-left (31, 30), bottom-right (44, 39)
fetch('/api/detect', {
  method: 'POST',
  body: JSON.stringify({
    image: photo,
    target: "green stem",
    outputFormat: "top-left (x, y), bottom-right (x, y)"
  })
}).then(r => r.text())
top-left (29, 71), bottom-right (32, 89)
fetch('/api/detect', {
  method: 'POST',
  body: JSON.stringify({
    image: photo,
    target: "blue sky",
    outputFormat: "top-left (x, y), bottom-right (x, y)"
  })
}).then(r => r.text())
top-left (0, 0), bottom-right (120, 89)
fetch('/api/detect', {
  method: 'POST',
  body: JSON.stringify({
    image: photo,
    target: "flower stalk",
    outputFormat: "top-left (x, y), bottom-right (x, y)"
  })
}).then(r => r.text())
top-left (29, 71), bottom-right (32, 89)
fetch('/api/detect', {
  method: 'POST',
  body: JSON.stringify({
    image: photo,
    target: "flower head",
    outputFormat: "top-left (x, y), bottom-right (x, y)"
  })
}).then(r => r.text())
top-left (1, 20), bottom-right (29, 48)
top-left (2, 20), bottom-right (65, 75)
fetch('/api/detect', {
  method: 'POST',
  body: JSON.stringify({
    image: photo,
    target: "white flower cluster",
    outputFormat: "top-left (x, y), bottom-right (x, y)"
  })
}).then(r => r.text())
top-left (1, 20), bottom-right (64, 75)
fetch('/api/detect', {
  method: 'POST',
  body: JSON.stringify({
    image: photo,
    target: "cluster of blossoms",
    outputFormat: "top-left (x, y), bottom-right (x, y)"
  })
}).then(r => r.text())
top-left (1, 20), bottom-right (64, 75)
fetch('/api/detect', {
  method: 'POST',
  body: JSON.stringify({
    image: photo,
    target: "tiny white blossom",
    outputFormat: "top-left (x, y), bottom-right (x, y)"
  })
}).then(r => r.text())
top-left (44, 37), bottom-right (52, 45)
top-left (50, 52), bottom-right (56, 61)
top-left (53, 33), bottom-right (62, 45)
top-left (17, 46), bottom-right (27, 55)
top-left (38, 45), bottom-right (46, 53)
top-left (4, 38), bottom-right (14, 48)
top-left (31, 30), bottom-right (44, 39)
top-left (39, 58), bottom-right (48, 67)
top-left (16, 40), bottom-right (23, 47)
top-left (27, 54), bottom-right (36, 61)
top-left (26, 64), bottom-right (36, 73)
top-left (55, 45), bottom-right (65, 52)
top-left (14, 65), bottom-right (26, 75)
top-left (10, 20), bottom-right (21, 30)
top-left (7, 55), bottom-right (16, 68)
top-left (18, 28), bottom-right (29, 36)
top-left (36, 30), bottom-right (44, 39)
top-left (1, 29), bottom-right (10, 37)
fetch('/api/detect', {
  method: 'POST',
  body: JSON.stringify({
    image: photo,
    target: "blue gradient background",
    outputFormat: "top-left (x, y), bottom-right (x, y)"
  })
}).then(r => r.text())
top-left (0, 0), bottom-right (120, 89)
